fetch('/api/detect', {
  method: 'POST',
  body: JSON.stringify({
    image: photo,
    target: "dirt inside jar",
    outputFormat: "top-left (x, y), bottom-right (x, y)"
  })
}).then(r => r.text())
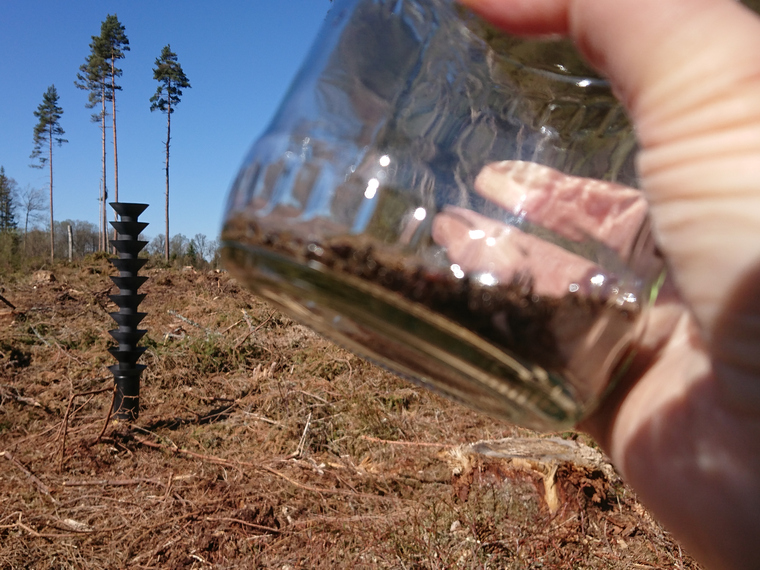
top-left (222, 213), bottom-right (640, 408)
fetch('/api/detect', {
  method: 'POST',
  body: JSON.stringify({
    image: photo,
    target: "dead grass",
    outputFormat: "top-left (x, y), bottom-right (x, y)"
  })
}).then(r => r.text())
top-left (0, 261), bottom-right (701, 569)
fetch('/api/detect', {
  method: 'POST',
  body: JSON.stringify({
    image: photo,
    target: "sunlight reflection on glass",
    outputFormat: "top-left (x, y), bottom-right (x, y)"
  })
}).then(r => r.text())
top-left (478, 273), bottom-right (498, 286)
top-left (364, 178), bottom-right (379, 199)
top-left (451, 264), bottom-right (465, 279)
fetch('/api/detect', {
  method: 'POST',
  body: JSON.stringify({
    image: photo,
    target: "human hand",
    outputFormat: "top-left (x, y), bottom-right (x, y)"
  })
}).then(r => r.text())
top-left (432, 160), bottom-right (650, 298)
top-left (455, 1), bottom-right (760, 569)
top-left (432, 160), bottom-right (660, 402)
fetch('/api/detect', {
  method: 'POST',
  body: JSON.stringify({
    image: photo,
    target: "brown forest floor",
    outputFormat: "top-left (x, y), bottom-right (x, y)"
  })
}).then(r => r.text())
top-left (0, 259), bottom-right (701, 569)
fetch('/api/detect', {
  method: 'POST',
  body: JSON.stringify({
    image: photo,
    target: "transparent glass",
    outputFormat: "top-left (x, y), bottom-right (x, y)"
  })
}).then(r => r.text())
top-left (221, 0), bottom-right (665, 431)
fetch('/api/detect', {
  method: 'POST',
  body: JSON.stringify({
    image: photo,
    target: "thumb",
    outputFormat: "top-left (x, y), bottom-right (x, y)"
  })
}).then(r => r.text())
top-left (460, 0), bottom-right (760, 345)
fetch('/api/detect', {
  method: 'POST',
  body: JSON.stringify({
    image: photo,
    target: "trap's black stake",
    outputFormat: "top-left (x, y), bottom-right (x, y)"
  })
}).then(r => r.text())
top-left (108, 202), bottom-right (149, 421)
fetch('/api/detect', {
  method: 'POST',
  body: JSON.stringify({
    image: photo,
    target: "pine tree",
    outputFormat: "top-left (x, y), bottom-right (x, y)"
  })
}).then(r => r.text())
top-left (99, 14), bottom-right (129, 205)
top-left (31, 85), bottom-right (67, 262)
top-left (75, 33), bottom-right (110, 251)
top-left (0, 167), bottom-right (18, 232)
top-left (150, 44), bottom-right (191, 262)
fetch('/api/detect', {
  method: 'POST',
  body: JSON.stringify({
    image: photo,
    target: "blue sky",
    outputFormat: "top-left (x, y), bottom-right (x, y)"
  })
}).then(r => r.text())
top-left (0, 0), bottom-right (333, 243)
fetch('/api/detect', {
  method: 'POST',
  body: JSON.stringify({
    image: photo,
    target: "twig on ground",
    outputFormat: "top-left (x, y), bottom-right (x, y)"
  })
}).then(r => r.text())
top-left (0, 384), bottom-right (50, 412)
top-left (0, 293), bottom-right (15, 309)
top-left (62, 477), bottom-right (167, 488)
top-left (242, 412), bottom-right (285, 428)
top-left (219, 319), bottom-right (244, 334)
top-left (94, 386), bottom-right (116, 444)
top-left (56, 386), bottom-right (113, 471)
top-left (291, 512), bottom-right (406, 529)
top-left (241, 309), bottom-right (254, 331)
top-left (360, 435), bottom-right (453, 448)
top-left (127, 517), bottom-right (200, 562)
top-left (133, 435), bottom-right (395, 501)
top-left (130, 424), bottom-right (178, 450)
top-left (17, 521), bottom-right (67, 539)
top-left (30, 326), bottom-right (51, 346)
top-left (204, 517), bottom-right (281, 534)
top-left (162, 471), bottom-right (174, 502)
top-left (1, 450), bottom-right (58, 504)
top-left (296, 390), bottom-right (330, 405)
top-left (168, 309), bottom-right (216, 337)
top-left (29, 325), bottom-right (86, 365)
top-left (288, 413), bottom-right (312, 459)
top-left (233, 310), bottom-right (276, 349)
top-left (0, 512), bottom-right (23, 528)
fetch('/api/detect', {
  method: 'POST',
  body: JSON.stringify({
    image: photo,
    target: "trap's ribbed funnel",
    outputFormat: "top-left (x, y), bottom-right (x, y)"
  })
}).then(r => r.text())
top-left (111, 240), bottom-right (150, 257)
top-left (111, 221), bottom-right (149, 237)
top-left (109, 312), bottom-right (147, 329)
top-left (112, 202), bottom-right (149, 219)
top-left (109, 293), bottom-right (148, 312)
top-left (110, 276), bottom-right (149, 293)
top-left (108, 202), bottom-right (149, 421)
top-left (108, 347), bottom-right (147, 365)
top-left (111, 258), bottom-right (149, 274)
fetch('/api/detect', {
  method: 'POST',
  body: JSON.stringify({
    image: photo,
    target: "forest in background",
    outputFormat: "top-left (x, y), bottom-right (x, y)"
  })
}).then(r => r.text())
top-left (0, 165), bottom-right (218, 272)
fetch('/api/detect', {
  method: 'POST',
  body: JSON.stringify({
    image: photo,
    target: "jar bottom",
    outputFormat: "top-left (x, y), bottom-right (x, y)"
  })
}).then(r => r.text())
top-left (221, 232), bottom-right (638, 430)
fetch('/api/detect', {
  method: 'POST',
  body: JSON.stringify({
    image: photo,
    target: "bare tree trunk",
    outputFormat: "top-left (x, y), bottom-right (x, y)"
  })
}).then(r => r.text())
top-left (48, 124), bottom-right (54, 263)
top-left (164, 108), bottom-right (171, 263)
top-left (111, 60), bottom-right (119, 250)
top-left (101, 90), bottom-right (108, 252)
top-left (67, 224), bottom-right (73, 262)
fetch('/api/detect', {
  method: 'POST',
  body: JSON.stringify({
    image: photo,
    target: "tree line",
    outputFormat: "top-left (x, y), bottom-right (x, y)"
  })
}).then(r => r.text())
top-left (0, 13), bottom-right (192, 268)
top-left (0, 164), bottom-right (218, 269)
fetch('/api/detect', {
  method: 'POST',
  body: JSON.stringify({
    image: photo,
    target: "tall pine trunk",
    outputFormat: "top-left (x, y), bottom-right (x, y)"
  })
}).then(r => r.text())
top-left (101, 90), bottom-right (108, 252)
top-left (111, 60), bottom-right (119, 251)
top-left (48, 124), bottom-right (54, 262)
top-left (164, 105), bottom-right (171, 262)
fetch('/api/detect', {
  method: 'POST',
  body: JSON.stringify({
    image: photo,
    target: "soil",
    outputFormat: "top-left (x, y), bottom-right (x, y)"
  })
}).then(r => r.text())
top-left (222, 218), bottom-right (641, 422)
top-left (226, 217), bottom-right (641, 364)
top-left (0, 258), bottom-right (700, 568)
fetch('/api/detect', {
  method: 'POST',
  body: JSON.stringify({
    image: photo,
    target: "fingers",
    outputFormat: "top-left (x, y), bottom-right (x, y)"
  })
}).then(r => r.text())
top-left (460, 0), bottom-right (760, 341)
top-left (458, 0), bottom-right (760, 123)
top-left (432, 206), bottom-right (600, 297)
top-left (473, 161), bottom-right (648, 258)
top-left (456, 0), bottom-right (570, 35)
top-left (432, 161), bottom-right (654, 298)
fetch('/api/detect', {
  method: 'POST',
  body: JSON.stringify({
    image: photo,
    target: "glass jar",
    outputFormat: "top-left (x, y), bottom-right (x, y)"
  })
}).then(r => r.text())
top-left (221, 0), bottom-right (665, 431)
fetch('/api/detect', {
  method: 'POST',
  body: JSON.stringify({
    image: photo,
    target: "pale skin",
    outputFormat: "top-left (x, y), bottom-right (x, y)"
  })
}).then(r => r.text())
top-left (454, 0), bottom-right (760, 568)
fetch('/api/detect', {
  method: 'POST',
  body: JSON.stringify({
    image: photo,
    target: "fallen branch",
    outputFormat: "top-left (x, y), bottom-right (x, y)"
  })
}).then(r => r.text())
top-left (0, 293), bottom-right (15, 310)
top-left (168, 309), bottom-right (216, 337)
top-left (296, 390), bottom-right (330, 405)
top-left (234, 310), bottom-right (276, 349)
top-left (94, 387), bottom-right (116, 444)
top-left (133, 435), bottom-right (394, 501)
top-left (204, 516), bottom-right (281, 534)
top-left (30, 326), bottom-right (51, 347)
top-left (288, 412), bottom-right (312, 459)
top-left (0, 384), bottom-right (49, 412)
top-left (360, 435), bottom-right (453, 448)
top-left (218, 319), bottom-right (244, 335)
top-left (17, 521), bottom-right (75, 539)
top-left (29, 326), bottom-right (85, 364)
top-left (241, 309), bottom-right (254, 331)
top-left (57, 386), bottom-right (113, 471)
top-left (242, 412), bottom-right (284, 428)
top-left (1, 450), bottom-right (58, 505)
top-left (63, 477), bottom-right (166, 488)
